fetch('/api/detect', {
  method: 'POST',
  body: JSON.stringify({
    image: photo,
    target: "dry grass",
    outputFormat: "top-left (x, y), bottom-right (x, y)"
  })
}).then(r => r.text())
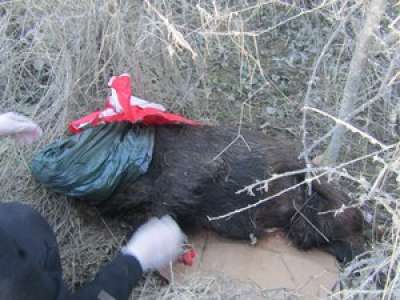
top-left (0, 0), bottom-right (399, 298)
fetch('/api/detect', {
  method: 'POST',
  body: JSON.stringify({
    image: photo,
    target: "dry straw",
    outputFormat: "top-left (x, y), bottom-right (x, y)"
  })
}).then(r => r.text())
top-left (0, 0), bottom-right (399, 298)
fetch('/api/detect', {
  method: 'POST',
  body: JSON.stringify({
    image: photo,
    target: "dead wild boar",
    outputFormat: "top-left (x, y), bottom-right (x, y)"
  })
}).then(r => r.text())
top-left (95, 125), bottom-right (364, 263)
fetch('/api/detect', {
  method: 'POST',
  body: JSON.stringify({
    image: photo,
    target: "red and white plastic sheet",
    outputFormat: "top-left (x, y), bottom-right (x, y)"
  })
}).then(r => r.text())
top-left (69, 74), bottom-right (199, 134)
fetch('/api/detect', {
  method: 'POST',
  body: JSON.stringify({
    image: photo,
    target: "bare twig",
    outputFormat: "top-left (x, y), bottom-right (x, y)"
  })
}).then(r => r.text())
top-left (208, 144), bottom-right (396, 221)
top-left (304, 106), bottom-right (388, 149)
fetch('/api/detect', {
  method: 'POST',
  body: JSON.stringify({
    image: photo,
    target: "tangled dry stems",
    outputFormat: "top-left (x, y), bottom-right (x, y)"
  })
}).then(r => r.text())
top-left (0, 0), bottom-right (399, 298)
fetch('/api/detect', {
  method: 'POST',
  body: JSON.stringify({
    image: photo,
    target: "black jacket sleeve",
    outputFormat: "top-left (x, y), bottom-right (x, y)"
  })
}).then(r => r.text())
top-left (68, 253), bottom-right (143, 300)
top-left (0, 203), bottom-right (143, 300)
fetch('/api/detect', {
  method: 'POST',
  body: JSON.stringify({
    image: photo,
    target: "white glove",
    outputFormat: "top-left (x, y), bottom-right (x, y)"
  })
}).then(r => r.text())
top-left (121, 215), bottom-right (186, 272)
top-left (0, 112), bottom-right (42, 144)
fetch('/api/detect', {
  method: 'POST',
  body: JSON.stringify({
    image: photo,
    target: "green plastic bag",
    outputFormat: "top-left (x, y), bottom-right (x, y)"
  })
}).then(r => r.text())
top-left (31, 123), bottom-right (154, 204)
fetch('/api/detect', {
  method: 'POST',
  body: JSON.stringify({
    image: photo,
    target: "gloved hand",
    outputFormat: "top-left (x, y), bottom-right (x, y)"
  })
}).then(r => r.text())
top-left (0, 112), bottom-right (42, 144)
top-left (121, 215), bottom-right (186, 272)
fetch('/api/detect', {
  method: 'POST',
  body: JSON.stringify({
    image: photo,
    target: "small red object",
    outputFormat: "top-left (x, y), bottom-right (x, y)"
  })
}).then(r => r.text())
top-left (69, 74), bottom-right (200, 134)
top-left (179, 248), bottom-right (196, 266)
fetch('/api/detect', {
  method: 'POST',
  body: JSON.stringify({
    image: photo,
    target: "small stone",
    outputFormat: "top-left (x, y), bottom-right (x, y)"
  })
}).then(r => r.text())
top-left (249, 233), bottom-right (257, 246)
top-left (265, 107), bottom-right (276, 115)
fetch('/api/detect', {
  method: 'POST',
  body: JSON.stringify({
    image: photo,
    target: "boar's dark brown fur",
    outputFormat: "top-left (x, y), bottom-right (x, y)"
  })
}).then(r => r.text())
top-left (96, 125), bottom-right (364, 263)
